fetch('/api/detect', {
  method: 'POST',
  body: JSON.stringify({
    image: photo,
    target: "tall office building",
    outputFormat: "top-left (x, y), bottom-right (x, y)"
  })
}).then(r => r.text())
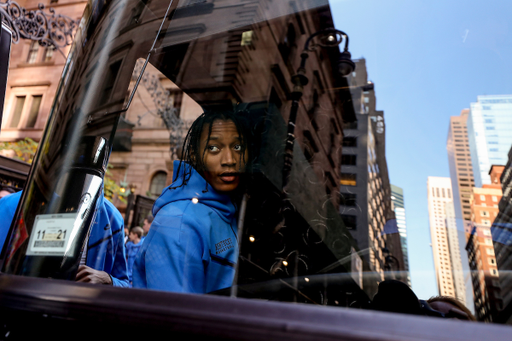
top-left (466, 172), bottom-right (503, 322)
top-left (447, 109), bottom-right (475, 234)
top-left (427, 177), bottom-right (466, 303)
top-left (339, 59), bottom-right (405, 295)
top-left (391, 184), bottom-right (410, 286)
top-left (446, 109), bottom-right (476, 310)
top-left (467, 95), bottom-right (512, 188)
top-left (491, 156), bottom-right (512, 324)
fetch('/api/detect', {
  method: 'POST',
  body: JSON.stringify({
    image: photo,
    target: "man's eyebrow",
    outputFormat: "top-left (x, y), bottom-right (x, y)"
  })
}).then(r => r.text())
top-left (207, 136), bottom-right (241, 141)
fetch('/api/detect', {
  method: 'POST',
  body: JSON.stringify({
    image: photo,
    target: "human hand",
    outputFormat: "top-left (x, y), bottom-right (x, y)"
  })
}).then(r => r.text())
top-left (75, 265), bottom-right (113, 285)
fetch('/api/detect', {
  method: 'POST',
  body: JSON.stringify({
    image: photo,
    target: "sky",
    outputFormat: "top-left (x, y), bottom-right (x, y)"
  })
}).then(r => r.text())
top-left (330, 0), bottom-right (512, 299)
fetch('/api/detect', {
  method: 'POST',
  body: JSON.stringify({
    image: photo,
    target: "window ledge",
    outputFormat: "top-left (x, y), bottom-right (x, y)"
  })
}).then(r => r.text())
top-left (16, 61), bottom-right (56, 68)
top-left (0, 273), bottom-right (508, 340)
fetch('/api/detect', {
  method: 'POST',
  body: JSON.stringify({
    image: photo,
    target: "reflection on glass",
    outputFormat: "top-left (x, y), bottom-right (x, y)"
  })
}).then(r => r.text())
top-left (2, 0), bottom-right (512, 328)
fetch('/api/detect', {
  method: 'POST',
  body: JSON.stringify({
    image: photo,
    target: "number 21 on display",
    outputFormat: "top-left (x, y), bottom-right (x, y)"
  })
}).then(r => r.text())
top-left (36, 230), bottom-right (67, 240)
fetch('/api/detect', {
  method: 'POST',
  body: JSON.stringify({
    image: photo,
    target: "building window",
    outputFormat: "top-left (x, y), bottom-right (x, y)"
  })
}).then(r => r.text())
top-left (26, 42), bottom-right (39, 64)
top-left (9, 96), bottom-right (26, 128)
top-left (343, 121), bottom-right (358, 130)
top-left (341, 214), bottom-right (357, 230)
top-left (241, 31), bottom-right (254, 46)
top-left (340, 193), bottom-right (357, 206)
top-left (279, 23), bottom-right (297, 63)
top-left (168, 89), bottom-right (183, 117)
top-left (26, 95), bottom-right (42, 128)
top-left (42, 46), bottom-right (55, 62)
top-left (341, 154), bottom-right (356, 166)
top-left (8, 94), bottom-right (43, 128)
top-left (340, 173), bottom-right (356, 186)
top-left (149, 171), bottom-right (167, 198)
top-left (342, 136), bottom-right (357, 147)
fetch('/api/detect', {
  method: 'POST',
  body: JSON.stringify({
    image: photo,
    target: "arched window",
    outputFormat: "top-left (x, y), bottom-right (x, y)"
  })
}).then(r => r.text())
top-left (149, 171), bottom-right (167, 198)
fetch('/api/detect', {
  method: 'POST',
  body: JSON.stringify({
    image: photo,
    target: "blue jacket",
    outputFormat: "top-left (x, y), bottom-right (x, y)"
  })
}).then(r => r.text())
top-left (0, 191), bottom-right (130, 287)
top-left (125, 240), bottom-right (143, 283)
top-left (133, 161), bottom-right (239, 293)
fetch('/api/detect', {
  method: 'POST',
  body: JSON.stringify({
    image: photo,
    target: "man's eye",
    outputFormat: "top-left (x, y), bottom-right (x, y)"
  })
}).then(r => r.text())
top-left (234, 144), bottom-right (242, 151)
top-left (208, 145), bottom-right (219, 152)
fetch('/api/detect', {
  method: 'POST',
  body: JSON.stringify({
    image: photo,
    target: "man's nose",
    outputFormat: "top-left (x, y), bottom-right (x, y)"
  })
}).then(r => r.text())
top-left (221, 149), bottom-right (236, 166)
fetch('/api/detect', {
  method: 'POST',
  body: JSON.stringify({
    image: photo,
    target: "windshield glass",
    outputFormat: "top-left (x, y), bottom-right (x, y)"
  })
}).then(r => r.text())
top-left (1, 0), bottom-right (512, 326)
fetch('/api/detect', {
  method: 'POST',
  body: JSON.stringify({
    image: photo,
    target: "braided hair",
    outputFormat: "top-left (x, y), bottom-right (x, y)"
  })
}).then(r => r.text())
top-left (172, 108), bottom-right (251, 193)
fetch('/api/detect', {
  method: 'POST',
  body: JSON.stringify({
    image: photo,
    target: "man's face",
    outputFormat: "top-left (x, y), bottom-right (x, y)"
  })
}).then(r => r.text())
top-left (198, 119), bottom-right (247, 193)
top-left (142, 219), bottom-right (150, 234)
top-left (128, 232), bottom-right (138, 242)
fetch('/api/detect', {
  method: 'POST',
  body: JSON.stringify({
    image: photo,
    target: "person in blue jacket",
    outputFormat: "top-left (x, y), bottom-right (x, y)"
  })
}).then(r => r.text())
top-left (0, 190), bottom-right (130, 287)
top-left (133, 109), bottom-right (250, 293)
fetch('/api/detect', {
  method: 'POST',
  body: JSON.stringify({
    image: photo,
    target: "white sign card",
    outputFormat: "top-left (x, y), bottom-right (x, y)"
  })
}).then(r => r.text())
top-left (26, 213), bottom-right (77, 256)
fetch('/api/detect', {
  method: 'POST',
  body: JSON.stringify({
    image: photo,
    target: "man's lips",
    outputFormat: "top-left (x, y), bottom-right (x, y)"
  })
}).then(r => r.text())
top-left (219, 173), bottom-right (239, 182)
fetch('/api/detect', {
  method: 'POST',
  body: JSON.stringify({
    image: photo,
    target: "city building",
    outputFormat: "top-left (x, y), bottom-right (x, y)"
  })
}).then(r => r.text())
top-left (467, 95), bottom-right (512, 188)
top-left (0, 0), bottom-right (86, 142)
top-left (427, 177), bottom-right (466, 303)
top-left (391, 184), bottom-right (410, 287)
top-left (491, 154), bottom-right (512, 324)
top-left (339, 59), bottom-right (405, 294)
top-left (447, 109), bottom-right (475, 234)
top-left (466, 169), bottom-right (503, 322)
top-left (446, 108), bottom-right (476, 311)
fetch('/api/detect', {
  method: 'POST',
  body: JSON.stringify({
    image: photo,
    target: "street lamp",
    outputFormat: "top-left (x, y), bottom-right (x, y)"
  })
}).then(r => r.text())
top-left (283, 28), bottom-right (355, 187)
top-left (276, 28), bottom-right (354, 302)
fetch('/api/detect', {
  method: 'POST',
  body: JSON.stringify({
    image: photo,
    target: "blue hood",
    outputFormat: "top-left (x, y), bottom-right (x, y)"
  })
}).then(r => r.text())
top-left (153, 160), bottom-right (236, 223)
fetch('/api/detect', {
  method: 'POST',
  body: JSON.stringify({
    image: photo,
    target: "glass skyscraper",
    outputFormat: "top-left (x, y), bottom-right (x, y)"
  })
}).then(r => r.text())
top-left (467, 95), bottom-right (512, 187)
top-left (390, 184), bottom-right (410, 286)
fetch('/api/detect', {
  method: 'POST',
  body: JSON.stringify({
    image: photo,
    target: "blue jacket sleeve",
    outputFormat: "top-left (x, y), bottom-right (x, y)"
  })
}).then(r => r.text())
top-left (133, 201), bottom-right (210, 293)
top-left (0, 192), bottom-right (21, 248)
top-left (98, 198), bottom-right (130, 288)
top-left (0, 191), bottom-right (130, 287)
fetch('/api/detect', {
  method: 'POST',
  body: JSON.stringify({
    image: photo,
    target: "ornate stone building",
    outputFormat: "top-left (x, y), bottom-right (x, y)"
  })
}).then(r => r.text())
top-left (0, 0), bottom-right (86, 142)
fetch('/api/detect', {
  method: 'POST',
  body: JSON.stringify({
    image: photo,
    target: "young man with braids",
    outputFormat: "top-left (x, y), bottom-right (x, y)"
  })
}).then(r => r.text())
top-left (132, 109), bottom-right (250, 294)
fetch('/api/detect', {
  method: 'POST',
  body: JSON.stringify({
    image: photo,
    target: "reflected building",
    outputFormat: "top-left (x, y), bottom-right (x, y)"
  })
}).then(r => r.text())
top-left (340, 59), bottom-right (405, 293)
top-left (427, 177), bottom-right (466, 304)
top-left (491, 149), bottom-right (512, 324)
top-left (32, 0), bottom-right (363, 304)
top-left (467, 95), bottom-right (512, 188)
top-left (2, 0), bottom-right (400, 304)
top-left (391, 184), bottom-right (410, 287)
top-left (466, 166), bottom-right (503, 322)
top-left (0, 0), bottom-right (86, 143)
